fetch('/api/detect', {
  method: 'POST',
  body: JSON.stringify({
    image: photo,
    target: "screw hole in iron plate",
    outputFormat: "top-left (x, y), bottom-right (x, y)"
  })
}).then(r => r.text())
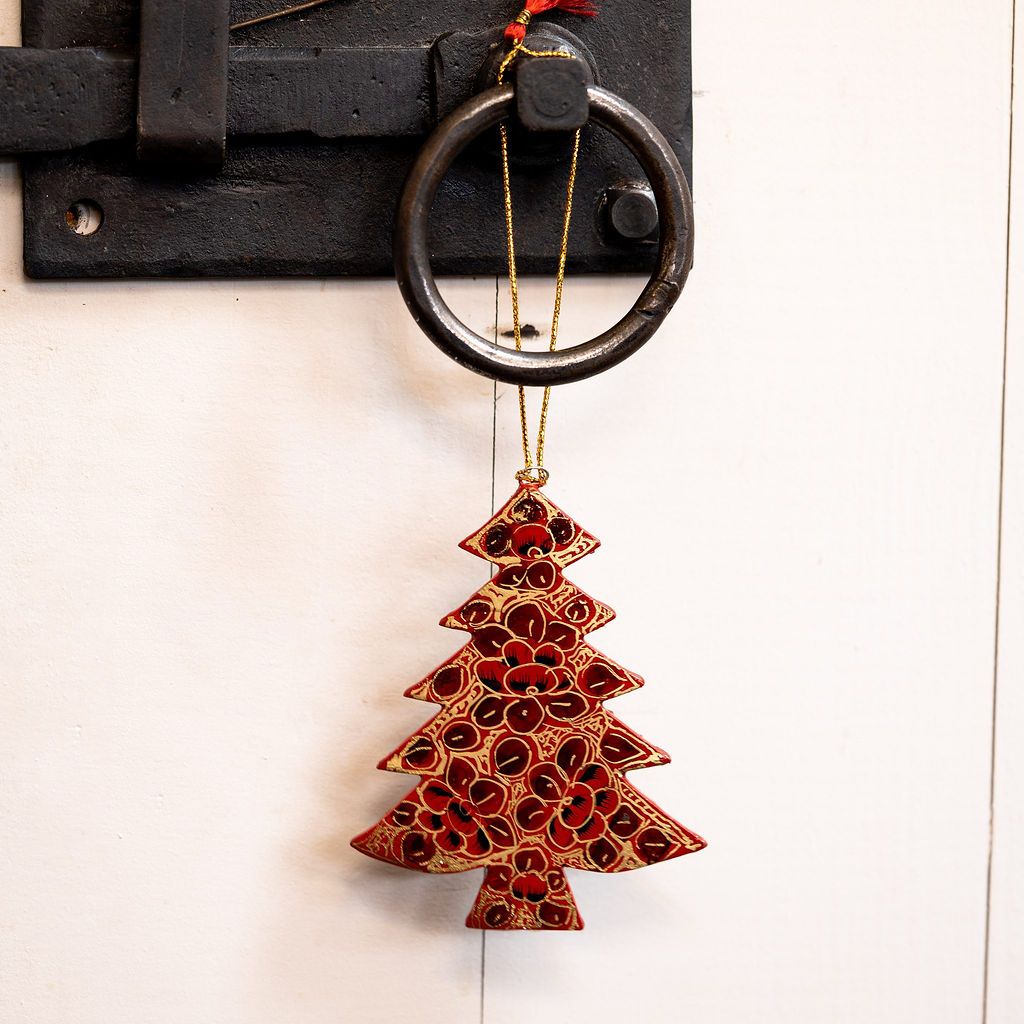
top-left (65, 200), bottom-right (103, 236)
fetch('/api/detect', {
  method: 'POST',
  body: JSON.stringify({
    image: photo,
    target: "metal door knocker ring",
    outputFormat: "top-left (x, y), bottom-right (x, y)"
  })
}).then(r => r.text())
top-left (394, 83), bottom-right (694, 387)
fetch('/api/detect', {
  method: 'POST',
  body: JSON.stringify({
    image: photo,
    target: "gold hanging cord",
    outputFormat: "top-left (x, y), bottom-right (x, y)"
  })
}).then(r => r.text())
top-left (497, 41), bottom-right (582, 488)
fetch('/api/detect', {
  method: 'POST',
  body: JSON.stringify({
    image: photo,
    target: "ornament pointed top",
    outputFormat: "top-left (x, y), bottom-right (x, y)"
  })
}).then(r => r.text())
top-left (460, 482), bottom-right (599, 568)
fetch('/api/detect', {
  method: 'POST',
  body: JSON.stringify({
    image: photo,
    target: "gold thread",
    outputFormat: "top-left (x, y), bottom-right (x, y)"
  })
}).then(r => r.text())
top-left (516, 466), bottom-right (550, 486)
top-left (498, 43), bottom-right (581, 487)
top-left (513, 9), bottom-right (533, 27)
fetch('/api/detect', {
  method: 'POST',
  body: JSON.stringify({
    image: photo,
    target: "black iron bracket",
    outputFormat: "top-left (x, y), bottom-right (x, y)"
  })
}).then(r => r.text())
top-left (0, 0), bottom-right (691, 279)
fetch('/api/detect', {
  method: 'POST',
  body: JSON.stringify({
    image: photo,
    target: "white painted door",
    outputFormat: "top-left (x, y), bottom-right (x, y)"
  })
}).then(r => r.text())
top-left (1, 2), bottom-right (1020, 1023)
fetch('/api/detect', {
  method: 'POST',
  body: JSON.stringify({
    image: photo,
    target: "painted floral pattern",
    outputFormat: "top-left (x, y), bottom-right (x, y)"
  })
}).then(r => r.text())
top-left (352, 483), bottom-right (705, 930)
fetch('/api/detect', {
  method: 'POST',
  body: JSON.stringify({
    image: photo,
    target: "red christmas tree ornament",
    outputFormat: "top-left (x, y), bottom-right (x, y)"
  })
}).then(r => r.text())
top-left (352, 482), bottom-right (706, 930)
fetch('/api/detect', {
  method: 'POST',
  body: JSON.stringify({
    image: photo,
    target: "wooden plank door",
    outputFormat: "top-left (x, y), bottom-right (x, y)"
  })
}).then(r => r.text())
top-left (0, 2), bottom-right (1018, 1022)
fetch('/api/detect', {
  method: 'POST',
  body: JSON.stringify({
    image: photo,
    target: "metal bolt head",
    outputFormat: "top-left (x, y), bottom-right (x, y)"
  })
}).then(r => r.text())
top-left (606, 186), bottom-right (659, 242)
top-left (516, 58), bottom-right (590, 133)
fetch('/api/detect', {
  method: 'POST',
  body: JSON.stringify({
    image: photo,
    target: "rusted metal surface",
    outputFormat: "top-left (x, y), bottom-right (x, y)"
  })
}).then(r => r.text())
top-left (3, 0), bottom-right (692, 279)
top-left (0, 47), bottom-right (133, 152)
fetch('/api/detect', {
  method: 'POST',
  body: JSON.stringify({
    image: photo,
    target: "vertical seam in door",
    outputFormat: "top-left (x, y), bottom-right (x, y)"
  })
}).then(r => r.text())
top-left (481, 273), bottom-right (500, 1024)
top-left (981, 2), bottom-right (1016, 1021)
top-left (491, 272), bottom-right (500, 524)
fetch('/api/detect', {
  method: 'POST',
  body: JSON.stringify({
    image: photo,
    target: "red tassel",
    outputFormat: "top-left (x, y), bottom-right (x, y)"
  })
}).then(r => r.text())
top-left (504, 0), bottom-right (598, 43)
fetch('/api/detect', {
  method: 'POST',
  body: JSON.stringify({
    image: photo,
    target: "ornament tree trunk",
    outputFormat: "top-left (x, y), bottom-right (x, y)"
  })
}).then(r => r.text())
top-left (352, 483), bottom-right (705, 930)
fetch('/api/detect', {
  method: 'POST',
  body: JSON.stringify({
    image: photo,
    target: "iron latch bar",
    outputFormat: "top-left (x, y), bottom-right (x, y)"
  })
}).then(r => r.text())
top-left (0, 44), bottom-right (433, 155)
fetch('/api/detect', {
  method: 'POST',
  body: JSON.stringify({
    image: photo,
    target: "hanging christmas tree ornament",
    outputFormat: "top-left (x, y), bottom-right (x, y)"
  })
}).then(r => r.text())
top-left (353, 2), bottom-right (702, 930)
top-left (352, 483), bottom-right (706, 930)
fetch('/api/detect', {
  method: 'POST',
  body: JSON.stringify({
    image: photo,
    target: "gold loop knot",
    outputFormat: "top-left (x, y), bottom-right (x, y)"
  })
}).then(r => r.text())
top-left (516, 467), bottom-right (551, 487)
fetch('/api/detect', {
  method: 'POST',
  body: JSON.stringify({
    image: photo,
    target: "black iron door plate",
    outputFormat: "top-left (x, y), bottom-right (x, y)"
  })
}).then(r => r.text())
top-left (0, 0), bottom-right (691, 279)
